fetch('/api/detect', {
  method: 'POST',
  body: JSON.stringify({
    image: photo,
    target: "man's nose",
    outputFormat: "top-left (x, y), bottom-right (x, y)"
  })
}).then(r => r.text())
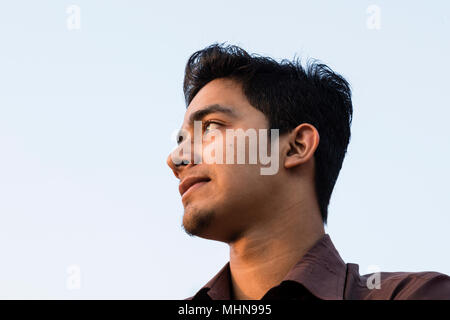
top-left (166, 146), bottom-right (191, 179)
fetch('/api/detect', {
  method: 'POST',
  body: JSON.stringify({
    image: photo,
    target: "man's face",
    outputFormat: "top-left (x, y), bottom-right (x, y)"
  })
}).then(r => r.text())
top-left (167, 78), bottom-right (283, 242)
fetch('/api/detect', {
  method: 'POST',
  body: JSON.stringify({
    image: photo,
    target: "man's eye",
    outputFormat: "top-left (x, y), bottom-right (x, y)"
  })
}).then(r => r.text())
top-left (204, 121), bottom-right (221, 133)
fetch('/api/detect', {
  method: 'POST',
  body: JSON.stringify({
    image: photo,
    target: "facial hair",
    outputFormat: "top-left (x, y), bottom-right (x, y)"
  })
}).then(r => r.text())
top-left (181, 205), bottom-right (215, 237)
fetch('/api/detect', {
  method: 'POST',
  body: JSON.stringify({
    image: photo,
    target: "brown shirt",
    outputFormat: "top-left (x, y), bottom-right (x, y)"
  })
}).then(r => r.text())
top-left (186, 233), bottom-right (450, 300)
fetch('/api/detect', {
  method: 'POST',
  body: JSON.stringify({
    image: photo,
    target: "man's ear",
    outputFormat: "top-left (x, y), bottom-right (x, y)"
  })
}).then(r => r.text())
top-left (284, 123), bottom-right (320, 169)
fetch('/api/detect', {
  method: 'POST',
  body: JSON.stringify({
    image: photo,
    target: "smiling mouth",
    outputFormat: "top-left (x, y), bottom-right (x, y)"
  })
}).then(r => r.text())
top-left (182, 179), bottom-right (211, 199)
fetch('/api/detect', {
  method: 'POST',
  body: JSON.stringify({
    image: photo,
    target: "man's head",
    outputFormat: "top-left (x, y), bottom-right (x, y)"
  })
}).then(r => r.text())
top-left (167, 43), bottom-right (352, 242)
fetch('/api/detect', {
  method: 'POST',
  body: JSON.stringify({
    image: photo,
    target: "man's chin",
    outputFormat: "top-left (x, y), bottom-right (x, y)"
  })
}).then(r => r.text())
top-left (181, 205), bottom-right (216, 238)
top-left (181, 203), bottom-right (237, 242)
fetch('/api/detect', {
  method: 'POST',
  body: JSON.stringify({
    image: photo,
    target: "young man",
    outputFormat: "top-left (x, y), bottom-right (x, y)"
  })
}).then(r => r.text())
top-left (166, 44), bottom-right (450, 300)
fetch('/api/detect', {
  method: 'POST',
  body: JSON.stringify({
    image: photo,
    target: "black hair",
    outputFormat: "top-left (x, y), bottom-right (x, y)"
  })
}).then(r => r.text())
top-left (183, 43), bottom-right (353, 225)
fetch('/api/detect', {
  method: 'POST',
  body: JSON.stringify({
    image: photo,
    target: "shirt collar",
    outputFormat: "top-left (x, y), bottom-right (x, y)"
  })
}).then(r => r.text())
top-left (192, 233), bottom-right (347, 300)
top-left (281, 233), bottom-right (347, 299)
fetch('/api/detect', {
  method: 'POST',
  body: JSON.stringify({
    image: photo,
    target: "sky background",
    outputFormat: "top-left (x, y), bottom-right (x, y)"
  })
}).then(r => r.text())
top-left (0, 1), bottom-right (449, 299)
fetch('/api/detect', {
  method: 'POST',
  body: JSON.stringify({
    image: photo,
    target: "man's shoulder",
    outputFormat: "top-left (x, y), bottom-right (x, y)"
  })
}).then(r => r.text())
top-left (359, 268), bottom-right (450, 300)
top-left (389, 271), bottom-right (450, 299)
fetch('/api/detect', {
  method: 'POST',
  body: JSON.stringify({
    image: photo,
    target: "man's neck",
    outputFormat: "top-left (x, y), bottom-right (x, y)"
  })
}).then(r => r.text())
top-left (228, 199), bottom-right (325, 300)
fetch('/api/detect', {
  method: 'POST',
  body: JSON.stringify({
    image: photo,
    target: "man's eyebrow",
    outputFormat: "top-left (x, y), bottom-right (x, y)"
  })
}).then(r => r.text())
top-left (188, 104), bottom-right (237, 124)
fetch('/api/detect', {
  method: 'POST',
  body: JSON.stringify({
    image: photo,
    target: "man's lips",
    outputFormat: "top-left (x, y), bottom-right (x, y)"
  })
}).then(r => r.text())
top-left (179, 176), bottom-right (211, 197)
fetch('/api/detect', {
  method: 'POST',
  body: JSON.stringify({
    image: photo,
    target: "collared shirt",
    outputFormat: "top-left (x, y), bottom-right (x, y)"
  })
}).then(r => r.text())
top-left (185, 233), bottom-right (450, 300)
